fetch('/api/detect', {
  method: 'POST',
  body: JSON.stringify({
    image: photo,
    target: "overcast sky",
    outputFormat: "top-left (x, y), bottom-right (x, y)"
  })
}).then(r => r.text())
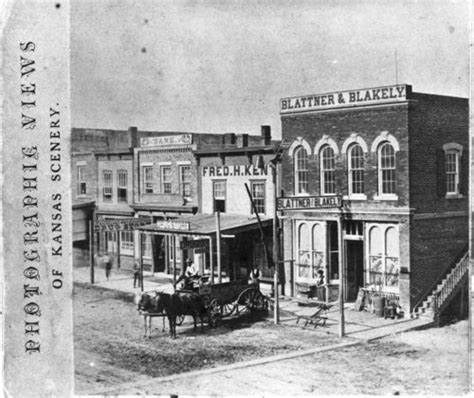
top-left (71, 0), bottom-right (469, 139)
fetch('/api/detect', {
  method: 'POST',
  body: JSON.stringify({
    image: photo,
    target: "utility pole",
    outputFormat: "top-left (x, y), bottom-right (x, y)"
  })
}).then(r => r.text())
top-left (337, 214), bottom-right (345, 337)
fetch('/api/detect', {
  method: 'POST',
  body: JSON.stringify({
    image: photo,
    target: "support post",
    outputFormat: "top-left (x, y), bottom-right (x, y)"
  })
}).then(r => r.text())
top-left (216, 211), bottom-right (222, 283)
top-left (337, 215), bottom-right (345, 337)
top-left (208, 236), bottom-right (214, 285)
top-left (173, 235), bottom-right (177, 286)
top-left (272, 163), bottom-right (279, 324)
top-left (140, 232), bottom-right (144, 292)
top-left (89, 220), bottom-right (94, 284)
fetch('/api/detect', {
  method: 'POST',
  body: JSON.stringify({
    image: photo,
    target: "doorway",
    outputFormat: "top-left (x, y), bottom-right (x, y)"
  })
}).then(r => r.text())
top-left (345, 240), bottom-right (364, 301)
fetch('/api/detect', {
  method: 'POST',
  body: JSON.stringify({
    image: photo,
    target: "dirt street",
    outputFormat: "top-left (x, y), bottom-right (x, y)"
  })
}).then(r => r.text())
top-left (74, 283), bottom-right (469, 396)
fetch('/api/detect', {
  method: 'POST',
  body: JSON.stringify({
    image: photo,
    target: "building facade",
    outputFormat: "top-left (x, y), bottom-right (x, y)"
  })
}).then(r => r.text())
top-left (278, 84), bottom-right (468, 314)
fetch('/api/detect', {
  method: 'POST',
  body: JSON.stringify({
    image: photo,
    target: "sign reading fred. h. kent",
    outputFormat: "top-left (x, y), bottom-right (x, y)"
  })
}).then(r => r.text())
top-left (280, 84), bottom-right (410, 114)
top-left (202, 164), bottom-right (269, 177)
top-left (277, 195), bottom-right (342, 211)
top-left (140, 134), bottom-right (192, 148)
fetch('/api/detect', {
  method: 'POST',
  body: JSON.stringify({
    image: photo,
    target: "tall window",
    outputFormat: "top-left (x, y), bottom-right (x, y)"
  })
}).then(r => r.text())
top-left (445, 151), bottom-right (460, 194)
top-left (348, 144), bottom-right (364, 195)
top-left (368, 224), bottom-right (399, 289)
top-left (117, 170), bottom-right (127, 203)
top-left (102, 170), bottom-right (113, 202)
top-left (378, 143), bottom-right (396, 195)
top-left (143, 166), bottom-right (153, 194)
top-left (213, 180), bottom-right (226, 213)
top-left (179, 165), bottom-right (191, 198)
top-left (77, 165), bottom-right (87, 195)
top-left (294, 147), bottom-right (308, 194)
top-left (250, 181), bottom-right (265, 214)
top-left (120, 231), bottom-right (134, 255)
top-left (320, 146), bottom-right (336, 195)
top-left (161, 166), bottom-right (171, 194)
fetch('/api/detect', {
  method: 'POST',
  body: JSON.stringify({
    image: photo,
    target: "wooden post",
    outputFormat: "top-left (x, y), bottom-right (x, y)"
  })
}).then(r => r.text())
top-left (140, 232), bottom-right (144, 292)
top-left (209, 236), bottom-right (214, 285)
top-left (173, 235), bottom-right (177, 286)
top-left (216, 211), bottom-right (222, 283)
top-left (337, 215), bottom-right (345, 337)
top-left (272, 163), bottom-right (279, 324)
top-left (89, 220), bottom-right (94, 284)
top-left (117, 230), bottom-right (121, 270)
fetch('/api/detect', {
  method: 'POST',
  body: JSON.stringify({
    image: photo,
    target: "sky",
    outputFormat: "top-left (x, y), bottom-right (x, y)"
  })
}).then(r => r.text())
top-left (71, 0), bottom-right (469, 139)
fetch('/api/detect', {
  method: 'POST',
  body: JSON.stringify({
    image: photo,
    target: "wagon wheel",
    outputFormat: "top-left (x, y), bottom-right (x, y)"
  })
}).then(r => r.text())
top-left (221, 302), bottom-right (236, 317)
top-left (236, 288), bottom-right (268, 316)
top-left (207, 299), bottom-right (222, 328)
top-left (176, 314), bottom-right (185, 326)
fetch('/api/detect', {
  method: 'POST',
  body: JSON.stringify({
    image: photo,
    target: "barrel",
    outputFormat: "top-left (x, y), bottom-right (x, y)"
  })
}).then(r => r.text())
top-left (373, 296), bottom-right (385, 317)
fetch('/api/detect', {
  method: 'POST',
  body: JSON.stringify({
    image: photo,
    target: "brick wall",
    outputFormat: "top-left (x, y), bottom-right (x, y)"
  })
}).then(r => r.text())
top-left (71, 152), bottom-right (97, 205)
top-left (408, 94), bottom-right (469, 213)
top-left (409, 215), bottom-right (468, 309)
top-left (280, 104), bottom-right (410, 207)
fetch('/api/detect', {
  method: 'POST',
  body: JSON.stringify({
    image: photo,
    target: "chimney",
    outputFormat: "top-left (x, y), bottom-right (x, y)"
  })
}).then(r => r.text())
top-left (129, 126), bottom-right (138, 148)
top-left (261, 125), bottom-right (271, 146)
top-left (237, 134), bottom-right (249, 148)
top-left (222, 133), bottom-right (236, 146)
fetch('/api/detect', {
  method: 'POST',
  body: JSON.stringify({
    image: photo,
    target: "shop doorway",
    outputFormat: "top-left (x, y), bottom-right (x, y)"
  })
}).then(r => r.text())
top-left (345, 240), bottom-right (364, 301)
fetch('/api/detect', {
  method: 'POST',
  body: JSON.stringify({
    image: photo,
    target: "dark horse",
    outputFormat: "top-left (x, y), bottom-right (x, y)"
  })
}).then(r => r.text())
top-left (155, 291), bottom-right (207, 338)
top-left (137, 291), bottom-right (167, 338)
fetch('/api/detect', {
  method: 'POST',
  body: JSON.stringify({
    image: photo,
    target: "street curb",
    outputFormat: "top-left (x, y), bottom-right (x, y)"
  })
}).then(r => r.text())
top-left (92, 340), bottom-right (361, 395)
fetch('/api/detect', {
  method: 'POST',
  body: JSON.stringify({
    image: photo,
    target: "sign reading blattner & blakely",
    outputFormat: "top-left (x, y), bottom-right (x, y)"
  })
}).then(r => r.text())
top-left (280, 84), bottom-right (410, 114)
top-left (140, 134), bottom-right (192, 148)
top-left (277, 195), bottom-right (342, 211)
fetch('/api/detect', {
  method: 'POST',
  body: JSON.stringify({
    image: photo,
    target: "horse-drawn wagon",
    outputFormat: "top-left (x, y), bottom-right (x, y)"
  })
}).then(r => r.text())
top-left (138, 275), bottom-right (269, 337)
top-left (180, 276), bottom-right (269, 327)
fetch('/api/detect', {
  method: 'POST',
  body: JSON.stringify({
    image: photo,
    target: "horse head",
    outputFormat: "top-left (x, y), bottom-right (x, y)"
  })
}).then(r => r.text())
top-left (137, 292), bottom-right (154, 312)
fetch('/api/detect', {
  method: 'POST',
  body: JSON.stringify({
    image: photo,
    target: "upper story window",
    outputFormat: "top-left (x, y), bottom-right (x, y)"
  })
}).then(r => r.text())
top-left (77, 165), bottom-right (87, 195)
top-left (250, 181), bottom-right (265, 214)
top-left (294, 146), bottom-right (308, 194)
top-left (117, 170), bottom-right (127, 203)
top-left (378, 142), bottom-right (396, 195)
top-left (213, 180), bottom-right (226, 213)
top-left (161, 166), bottom-right (172, 194)
top-left (143, 166), bottom-right (153, 194)
top-left (179, 165), bottom-right (191, 198)
top-left (102, 170), bottom-right (113, 202)
top-left (320, 145), bottom-right (336, 195)
top-left (440, 143), bottom-right (463, 198)
top-left (348, 144), bottom-right (364, 195)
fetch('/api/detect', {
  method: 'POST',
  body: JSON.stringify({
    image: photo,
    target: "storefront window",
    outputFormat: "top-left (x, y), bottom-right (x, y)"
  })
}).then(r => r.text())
top-left (120, 230), bottom-right (134, 255)
top-left (368, 224), bottom-right (399, 289)
top-left (311, 223), bottom-right (325, 279)
top-left (297, 223), bottom-right (311, 278)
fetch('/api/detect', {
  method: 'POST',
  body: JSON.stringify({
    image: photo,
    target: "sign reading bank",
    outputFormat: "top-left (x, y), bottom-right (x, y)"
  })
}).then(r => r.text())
top-left (280, 84), bottom-right (411, 114)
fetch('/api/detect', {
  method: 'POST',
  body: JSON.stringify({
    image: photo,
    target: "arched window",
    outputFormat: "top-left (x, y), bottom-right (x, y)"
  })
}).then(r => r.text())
top-left (378, 143), bottom-right (396, 195)
top-left (294, 147), bottom-right (308, 194)
top-left (348, 144), bottom-right (364, 195)
top-left (320, 145), bottom-right (335, 195)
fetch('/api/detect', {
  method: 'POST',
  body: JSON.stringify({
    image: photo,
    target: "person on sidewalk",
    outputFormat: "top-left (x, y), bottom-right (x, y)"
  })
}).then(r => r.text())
top-left (103, 252), bottom-right (112, 281)
top-left (133, 260), bottom-right (141, 288)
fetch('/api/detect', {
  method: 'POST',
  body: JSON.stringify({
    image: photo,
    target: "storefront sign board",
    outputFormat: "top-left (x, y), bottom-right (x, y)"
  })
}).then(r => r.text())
top-left (140, 134), bottom-right (192, 148)
top-left (277, 195), bottom-right (342, 210)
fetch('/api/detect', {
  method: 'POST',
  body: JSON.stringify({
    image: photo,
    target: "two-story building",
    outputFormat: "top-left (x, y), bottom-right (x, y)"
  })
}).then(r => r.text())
top-left (278, 84), bottom-right (468, 316)
top-left (138, 127), bottom-right (281, 282)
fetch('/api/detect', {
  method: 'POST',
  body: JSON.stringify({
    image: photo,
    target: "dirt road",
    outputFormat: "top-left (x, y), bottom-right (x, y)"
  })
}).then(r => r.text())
top-left (74, 284), bottom-right (469, 396)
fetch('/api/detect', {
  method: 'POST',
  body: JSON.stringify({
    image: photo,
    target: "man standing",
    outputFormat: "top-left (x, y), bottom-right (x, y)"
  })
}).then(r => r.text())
top-left (133, 260), bottom-right (141, 288)
top-left (103, 252), bottom-right (112, 281)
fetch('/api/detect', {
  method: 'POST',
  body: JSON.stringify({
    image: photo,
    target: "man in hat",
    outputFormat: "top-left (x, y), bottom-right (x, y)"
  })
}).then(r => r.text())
top-left (176, 258), bottom-right (199, 290)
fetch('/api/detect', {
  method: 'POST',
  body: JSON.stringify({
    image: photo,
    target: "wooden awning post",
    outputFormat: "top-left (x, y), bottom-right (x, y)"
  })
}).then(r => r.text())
top-left (89, 220), bottom-right (95, 284)
top-left (139, 232), bottom-right (144, 293)
top-left (216, 211), bottom-right (222, 283)
top-left (208, 236), bottom-right (214, 285)
top-left (337, 215), bottom-right (345, 337)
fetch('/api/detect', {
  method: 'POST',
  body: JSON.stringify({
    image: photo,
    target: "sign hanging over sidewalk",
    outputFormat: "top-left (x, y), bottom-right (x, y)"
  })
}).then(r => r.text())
top-left (94, 217), bottom-right (152, 232)
top-left (277, 195), bottom-right (342, 211)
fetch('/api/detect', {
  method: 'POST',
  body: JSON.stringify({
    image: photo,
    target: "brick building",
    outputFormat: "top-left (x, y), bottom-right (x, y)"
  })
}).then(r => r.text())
top-left (278, 84), bottom-right (468, 316)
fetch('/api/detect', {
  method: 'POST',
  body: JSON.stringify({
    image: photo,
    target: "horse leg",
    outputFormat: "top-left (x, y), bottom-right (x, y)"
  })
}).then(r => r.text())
top-left (148, 316), bottom-right (152, 339)
top-left (143, 315), bottom-right (148, 338)
top-left (193, 315), bottom-right (197, 331)
top-left (162, 316), bottom-right (166, 332)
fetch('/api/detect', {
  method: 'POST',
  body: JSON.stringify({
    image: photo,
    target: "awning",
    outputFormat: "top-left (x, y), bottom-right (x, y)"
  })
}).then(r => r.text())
top-left (138, 213), bottom-right (272, 236)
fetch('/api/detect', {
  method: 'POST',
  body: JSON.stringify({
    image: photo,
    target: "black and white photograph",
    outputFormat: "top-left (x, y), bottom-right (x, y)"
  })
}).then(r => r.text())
top-left (2, 0), bottom-right (472, 396)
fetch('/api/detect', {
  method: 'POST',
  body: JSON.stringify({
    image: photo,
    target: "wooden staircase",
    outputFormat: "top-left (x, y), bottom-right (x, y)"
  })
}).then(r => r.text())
top-left (412, 252), bottom-right (469, 323)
